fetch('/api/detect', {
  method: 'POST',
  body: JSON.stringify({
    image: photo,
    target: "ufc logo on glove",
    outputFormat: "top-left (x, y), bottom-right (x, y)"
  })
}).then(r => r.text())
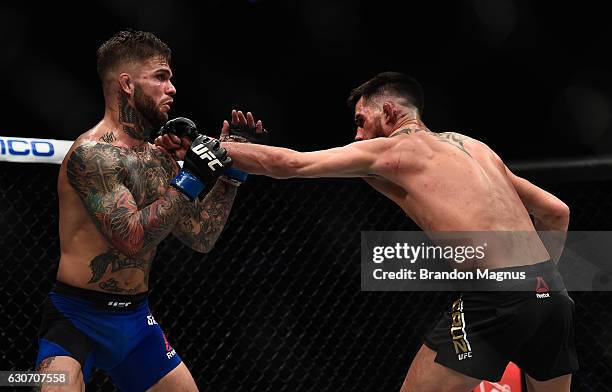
top-left (191, 144), bottom-right (223, 171)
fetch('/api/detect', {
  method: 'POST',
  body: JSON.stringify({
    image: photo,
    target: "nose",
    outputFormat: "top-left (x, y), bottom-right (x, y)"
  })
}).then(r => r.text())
top-left (354, 128), bottom-right (364, 142)
top-left (167, 80), bottom-right (176, 96)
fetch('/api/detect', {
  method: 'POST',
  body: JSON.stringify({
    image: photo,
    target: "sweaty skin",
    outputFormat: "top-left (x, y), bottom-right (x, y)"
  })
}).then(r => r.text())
top-left (221, 114), bottom-right (568, 270)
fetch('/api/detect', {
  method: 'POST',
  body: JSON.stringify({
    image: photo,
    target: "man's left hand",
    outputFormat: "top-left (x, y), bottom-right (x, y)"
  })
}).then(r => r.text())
top-left (153, 117), bottom-right (198, 161)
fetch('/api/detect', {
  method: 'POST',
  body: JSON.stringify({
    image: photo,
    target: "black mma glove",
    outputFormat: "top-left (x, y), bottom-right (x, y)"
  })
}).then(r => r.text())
top-left (170, 135), bottom-right (232, 200)
top-left (220, 120), bottom-right (269, 184)
top-left (159, 117), bottom-right (249, 187)
top-left (228, 122), bottom-right (270, 145)
top-left (149, 117), bottom-right (199, 143)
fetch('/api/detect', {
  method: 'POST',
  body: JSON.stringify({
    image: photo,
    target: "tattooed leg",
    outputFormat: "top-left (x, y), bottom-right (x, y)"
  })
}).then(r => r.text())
top-left (37, 357), bottom-right (55, 371)
top-left (36, 356), bottom-right (84, 392)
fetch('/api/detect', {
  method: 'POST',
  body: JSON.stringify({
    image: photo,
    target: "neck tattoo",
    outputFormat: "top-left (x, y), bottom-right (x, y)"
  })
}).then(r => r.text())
top-left (118, 93), bottom-right (149, 141)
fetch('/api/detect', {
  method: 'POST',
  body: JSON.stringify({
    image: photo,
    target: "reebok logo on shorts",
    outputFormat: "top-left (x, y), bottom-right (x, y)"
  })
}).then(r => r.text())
top-left (162, 333), bottom-right (176, 359)
top-left (450, 298), bottom-right (473, 360)
top-left (536, 276), bottom-right (550, 299)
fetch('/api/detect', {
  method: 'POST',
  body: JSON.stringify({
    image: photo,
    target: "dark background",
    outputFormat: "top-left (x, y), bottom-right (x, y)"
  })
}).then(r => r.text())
top-left (2, 1), bottom-right (612, 391)
top-left (2, 168), bottom-right (612, 391)
top-left (2, 0), bottom-right (612, 160)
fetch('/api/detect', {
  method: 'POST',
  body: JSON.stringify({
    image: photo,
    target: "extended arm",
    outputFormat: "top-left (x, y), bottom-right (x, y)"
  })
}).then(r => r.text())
top-left (67, 142), bottom-right (190, 257)
top-left (506, 166), bottom-right (570, 262)
top-left (222, 138), bottom-right (394, 179)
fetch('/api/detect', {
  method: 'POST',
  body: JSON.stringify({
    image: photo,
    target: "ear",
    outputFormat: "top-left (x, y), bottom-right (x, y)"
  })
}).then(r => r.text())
top-left (382, 101), bottom-right (396, 124)
top-left (118, 73), bottom-right (134, 95)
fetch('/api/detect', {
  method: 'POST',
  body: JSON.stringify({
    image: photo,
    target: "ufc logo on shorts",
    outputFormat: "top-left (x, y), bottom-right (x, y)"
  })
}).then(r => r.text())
top-left (147, 315), bottom-right (158, 326)
top-left (192, 144), bottom-right (223, 171)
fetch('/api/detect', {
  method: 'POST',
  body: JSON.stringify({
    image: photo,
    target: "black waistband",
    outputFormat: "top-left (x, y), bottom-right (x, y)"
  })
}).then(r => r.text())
top-left (52, 281), bottom-right (148, 309)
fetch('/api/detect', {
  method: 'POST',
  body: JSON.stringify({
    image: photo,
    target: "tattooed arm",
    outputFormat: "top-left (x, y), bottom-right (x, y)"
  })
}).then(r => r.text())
top-left (67, 142), bottom-right (190, 256)
top-left (172, 179), bottom-right (238, 253)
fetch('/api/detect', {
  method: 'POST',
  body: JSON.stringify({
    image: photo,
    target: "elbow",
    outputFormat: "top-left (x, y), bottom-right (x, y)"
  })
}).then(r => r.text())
top-left (189, 235), bottom-right (219, 254)
top-left (556, 201), bottom-right (570, 228)
top-left (110, 230), bottom-right (146, 257)
top-left (559, 202), bottom-right (570, 220)
top-left (551, 200), bottom-right (570, 220)
top-left (192, 243), bottom-right (213, 254)
top-left (106, 215), bottom-right (148, 256)
top-left (543, 201), bottom-right (570, 230)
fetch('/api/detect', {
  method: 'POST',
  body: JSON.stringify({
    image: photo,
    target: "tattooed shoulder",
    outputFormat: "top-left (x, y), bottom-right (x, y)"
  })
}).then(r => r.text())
top-left (66, 142), bottom-right (126, 196)
top-left (391, 128), bottom-right (473, 157)
top-left (435, 132), bottom-right (472, 157)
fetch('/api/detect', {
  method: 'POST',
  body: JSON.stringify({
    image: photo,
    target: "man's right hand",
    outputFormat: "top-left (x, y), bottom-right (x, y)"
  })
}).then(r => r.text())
top-left (170, 135), bottom-right (232, 200)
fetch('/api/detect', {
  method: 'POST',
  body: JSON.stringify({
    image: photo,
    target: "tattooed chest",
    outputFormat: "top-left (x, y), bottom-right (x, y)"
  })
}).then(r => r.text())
top-left (122, 148), bottom-right (177, 207)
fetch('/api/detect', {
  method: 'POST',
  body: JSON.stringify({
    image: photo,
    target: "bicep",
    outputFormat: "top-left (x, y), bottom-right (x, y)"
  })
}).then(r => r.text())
top-left (67, 144), bottom-right (139, 240)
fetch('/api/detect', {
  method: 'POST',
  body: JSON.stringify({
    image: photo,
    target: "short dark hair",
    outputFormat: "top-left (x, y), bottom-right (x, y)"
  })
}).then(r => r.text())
top-left (96, 29), bottom-right (171, 80)
top-left (347, 71), bottom-right (424, 114)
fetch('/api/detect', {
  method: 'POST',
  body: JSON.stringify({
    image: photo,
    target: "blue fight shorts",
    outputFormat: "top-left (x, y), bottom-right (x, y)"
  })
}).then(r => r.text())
top-left (36, 281), bottom-right (182, 391)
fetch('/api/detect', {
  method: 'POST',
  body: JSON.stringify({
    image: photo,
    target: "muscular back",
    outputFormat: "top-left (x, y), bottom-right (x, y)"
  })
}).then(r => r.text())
top-left (367, 128), bottom-right (550, 268)
top-left (57, 127), bottom-right (180, 294)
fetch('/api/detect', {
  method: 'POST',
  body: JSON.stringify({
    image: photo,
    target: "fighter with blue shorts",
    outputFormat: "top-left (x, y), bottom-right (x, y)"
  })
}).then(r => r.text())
top-left (36, 29), bottom-right (248, 391)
